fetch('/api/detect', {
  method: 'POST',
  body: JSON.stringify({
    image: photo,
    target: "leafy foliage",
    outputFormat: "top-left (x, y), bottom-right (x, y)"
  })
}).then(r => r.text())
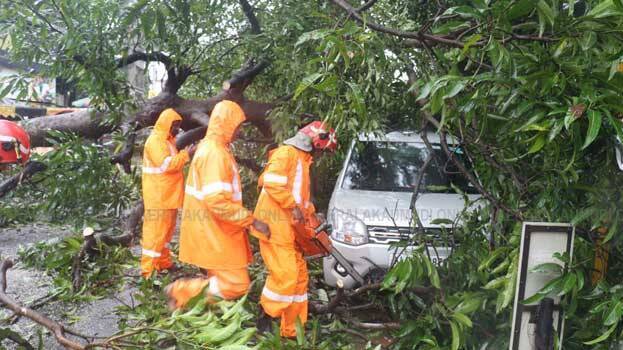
top-left (3, 0), bottom-right (623, 348)
top-left (0, 131), bottom-right (139, 228)
top-left (18, 234), bottom-right (135, 301)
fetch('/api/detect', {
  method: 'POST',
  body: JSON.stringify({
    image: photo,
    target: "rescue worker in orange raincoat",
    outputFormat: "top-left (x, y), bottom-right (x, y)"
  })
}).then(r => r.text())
top-left (141, 108), bottom-right (196, 277)
top-left (252, 121), bottom-right (337, 337)
top-left (164, 100), bottom-right (271, 308)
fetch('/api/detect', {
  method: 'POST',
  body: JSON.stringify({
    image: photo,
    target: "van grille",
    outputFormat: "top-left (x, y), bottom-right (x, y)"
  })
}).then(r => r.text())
top-left (367, 226), bottom-right (449, 244)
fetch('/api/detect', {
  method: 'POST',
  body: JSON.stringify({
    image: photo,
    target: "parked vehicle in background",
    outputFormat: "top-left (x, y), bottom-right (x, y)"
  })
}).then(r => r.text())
top-left (323, 130), bottom-right (481, 288)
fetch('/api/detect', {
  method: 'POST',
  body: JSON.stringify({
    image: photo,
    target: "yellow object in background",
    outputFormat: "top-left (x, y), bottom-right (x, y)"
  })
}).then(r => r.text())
top-left (592, 227), bottom-right (610, 285)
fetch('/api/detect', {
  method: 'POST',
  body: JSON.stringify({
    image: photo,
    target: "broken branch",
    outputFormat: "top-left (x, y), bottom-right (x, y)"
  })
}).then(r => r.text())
top-left (239, 0), bottom-right (262, 34)
top-left (0, 161), bottom-right (47, 199)
top-left (0, 260), bottom-right (86, 350)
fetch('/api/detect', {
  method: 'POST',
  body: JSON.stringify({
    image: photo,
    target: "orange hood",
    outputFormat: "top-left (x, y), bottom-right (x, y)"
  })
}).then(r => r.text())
top-left (153, 108), bottom-right (182, 139)
top-left (205, 100), bottom-right (246, 144)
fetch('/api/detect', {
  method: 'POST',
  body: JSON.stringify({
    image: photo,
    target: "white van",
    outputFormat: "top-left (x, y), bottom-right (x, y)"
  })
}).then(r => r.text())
top-left (323, 131), bottom-right (480, 288)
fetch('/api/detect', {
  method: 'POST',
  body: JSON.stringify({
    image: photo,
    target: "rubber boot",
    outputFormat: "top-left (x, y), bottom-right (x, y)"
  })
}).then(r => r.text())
top-left (256, 309), bottom-right (274, 335)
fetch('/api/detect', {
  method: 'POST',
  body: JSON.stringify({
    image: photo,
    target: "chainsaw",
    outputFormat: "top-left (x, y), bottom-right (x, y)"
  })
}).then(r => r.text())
top-left (293, 217), bottom-right (365, 285)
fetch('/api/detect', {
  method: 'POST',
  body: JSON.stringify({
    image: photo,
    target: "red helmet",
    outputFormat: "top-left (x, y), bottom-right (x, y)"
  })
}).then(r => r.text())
top-left (299, 121), bottom-right (338, 152)
top-left (0, 120), bottom-right (31, 164)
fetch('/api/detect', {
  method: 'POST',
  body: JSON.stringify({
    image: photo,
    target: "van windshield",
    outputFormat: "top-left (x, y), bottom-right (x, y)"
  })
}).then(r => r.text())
top-left (341, 141), bottom-right (478, 193)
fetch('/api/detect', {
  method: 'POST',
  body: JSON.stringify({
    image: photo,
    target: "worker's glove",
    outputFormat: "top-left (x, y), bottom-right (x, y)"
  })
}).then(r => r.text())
top-left (252, 219), bottom-right (271, 239)
top-left (292, 206), bottom-right (304, 224)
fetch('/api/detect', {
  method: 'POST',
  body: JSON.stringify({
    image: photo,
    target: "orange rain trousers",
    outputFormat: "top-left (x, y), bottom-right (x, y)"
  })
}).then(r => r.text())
top-left (140, 209), bottom-right (177, 277)
top-left (166, 268), bottom-right (251, 308)
top-left (260, 241), bottom-right (309, 338)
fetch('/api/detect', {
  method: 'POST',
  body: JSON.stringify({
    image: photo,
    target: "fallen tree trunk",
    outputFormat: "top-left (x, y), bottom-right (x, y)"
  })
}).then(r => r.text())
top-left (24, 110), bottom-right (111, 147)
top-left (24, 60), bottom-right (275, 150)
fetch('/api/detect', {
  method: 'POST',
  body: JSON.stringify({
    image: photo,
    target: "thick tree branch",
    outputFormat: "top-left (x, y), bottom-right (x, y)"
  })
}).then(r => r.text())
top-left (223, 59), bottom-right (270, 91)
top-left (356, 0), bottom-right (378, 12)
top-left (238, 0), bottom-right (262, 34)
top-left (176, 126), bottom-right (207, 149)
top-left (116, 51), bottom-right (172, 69)
top-left (0, 161), bottom-right (47, 199)
top-left (110, 124), bottom-right (139, 173)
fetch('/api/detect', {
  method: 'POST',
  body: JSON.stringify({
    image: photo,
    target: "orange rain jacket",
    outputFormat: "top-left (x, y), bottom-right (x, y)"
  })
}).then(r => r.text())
top-left (178, 100), bottom-right (254, 270)
top-left (252, 145), bottom-right (315, 245)
top-left (251, 144), bottom-right (315, 338)
top-left (142, 109), bottom-right (190, 209)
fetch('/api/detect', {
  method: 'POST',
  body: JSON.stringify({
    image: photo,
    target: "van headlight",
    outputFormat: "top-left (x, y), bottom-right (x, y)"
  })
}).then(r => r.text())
top-left (330, 209), bottom-right (368, 245)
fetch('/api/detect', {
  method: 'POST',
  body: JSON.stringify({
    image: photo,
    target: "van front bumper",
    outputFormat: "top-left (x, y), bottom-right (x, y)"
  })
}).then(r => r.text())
top-left (322, 240), bottom-right (451, 289)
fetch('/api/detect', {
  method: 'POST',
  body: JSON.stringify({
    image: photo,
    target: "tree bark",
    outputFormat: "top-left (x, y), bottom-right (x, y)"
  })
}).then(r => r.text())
top-left (24, 110), bottom-right (111, 147)
top-left (24, 62), bottom-right (275, 149)
top-left (0, 161), bottom-right (47, 199)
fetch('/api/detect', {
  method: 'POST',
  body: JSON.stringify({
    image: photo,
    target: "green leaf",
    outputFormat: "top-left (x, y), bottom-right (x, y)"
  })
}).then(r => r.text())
top-left (575, 270), bottom-right (585, 291)
top-left (582, 110), bottom-right (602, 149)
top-left (588, 0), bottom-right (623, 18)
top-left (456, 296), bottom-right (483, 314)
top-left (450, 321), bottom-right (460, 350)
top-left (603, 220), bottom-right (618, 244)
top-left (293, 73), bottom-right (323, 99)
top-left (583, 323), bottom-right (617, 345)
top-left (528, 134), bottom-right (546, 154)
top-left (295, 29), bottom-right (331, 47)
top-left (540, 277), bottom-right (565, 296)
top-left (478, 248), bottom-right (509, 271)
top-left (442, 6), bottom-right (480, 18)
top-left (522, 291), bottom-right (546, 305)
top-left (507, 0), bottom-right (538, 20)
top-left (347, 82), bottom-right (366, 117)
top-left (452, 312), bottom-right (473, 328)
top-left (483, 276), bottom-right (507, 290)
top-left (559, 273), bottom-right (577, 296)
top-left (461, 34), bottom-right (482, 56)
top-left (603, 300), bottom-right (623, 326)
top-left (581, 31), bottom-right (597, 51)
top-left (548, 121), bottom-right (564, 141)
top-left (295, 318), bottom-right (306, 346)
top-left (530, 262), bottom-right (562, 275)
top-left (417, 81), bottom-right (434, 101)
top-left (313, 74), bottom-right (338, 94)
top-left (553, 39), bottom-right (568, 59)
top-left (537, 0), bottom-right (555, 27)
top-left (444, 81), bottom-right (466, 99)
top-left (571, 207), bottom-right (595, 225)
top-left (430, 218), bottom-right (454, 225)
top-left (502, 257), bottom-right (518, 310)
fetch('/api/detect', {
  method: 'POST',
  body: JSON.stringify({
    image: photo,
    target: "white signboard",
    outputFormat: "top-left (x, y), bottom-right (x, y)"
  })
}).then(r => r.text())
top-left (509, 222), bottom-right (575, 350)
